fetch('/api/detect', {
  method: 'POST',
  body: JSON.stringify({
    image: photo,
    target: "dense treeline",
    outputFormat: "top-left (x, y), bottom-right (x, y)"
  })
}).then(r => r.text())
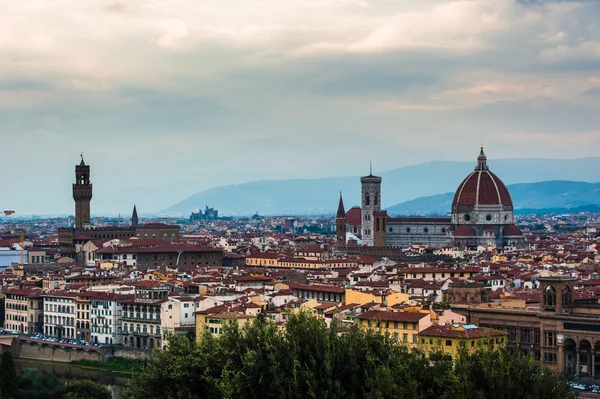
top-left (124, 312), bottom-right (574, 399)
top-left (0, 352), bottom-right (111, 399)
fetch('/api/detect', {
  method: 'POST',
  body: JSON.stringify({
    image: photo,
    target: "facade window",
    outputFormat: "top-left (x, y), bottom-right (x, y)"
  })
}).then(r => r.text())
top-left (544, 332), bottom-right (556, 347)
top-left (445, 340), bottom-right (452, 347)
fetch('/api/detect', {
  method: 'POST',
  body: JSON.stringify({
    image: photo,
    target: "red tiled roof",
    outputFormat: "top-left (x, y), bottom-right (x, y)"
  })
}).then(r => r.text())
top-left (419, 324), bottom-right (506, 339)
top-left (356, 310), bottom-right (429, 322)
top-left (452, 170), bottom-right (512, 207)
top-left (455, 225), bottom-right (477, 237)
top-left (287, 282), bottom-right (345, 294)
top-left (503, 224), bottom-right (523, 236)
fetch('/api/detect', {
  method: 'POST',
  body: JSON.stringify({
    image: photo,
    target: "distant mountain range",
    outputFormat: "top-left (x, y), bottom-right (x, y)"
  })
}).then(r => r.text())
top-left (162, 158), bottom-right (600, 216)
top-left (387, 181), bottom-right (600, 214)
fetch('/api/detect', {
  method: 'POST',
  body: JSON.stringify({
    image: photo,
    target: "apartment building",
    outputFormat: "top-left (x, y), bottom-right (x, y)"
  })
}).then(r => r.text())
top-left (90, 292), bottom-right (130, 345)
top-left (43, 292), bottom-right (78, 339)
top-left (4, 288), bottom-right (43, 334)
top-left (121, 282), bottom-right (169, 349)
top-left (356, 310), bottom-right (432, 345)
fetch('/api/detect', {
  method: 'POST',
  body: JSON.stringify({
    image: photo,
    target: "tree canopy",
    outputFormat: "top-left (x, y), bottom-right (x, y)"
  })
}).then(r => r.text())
top-left (0, 352), bottom-right (110, 399)
top-left (124, 312), bottom-right (574, 399)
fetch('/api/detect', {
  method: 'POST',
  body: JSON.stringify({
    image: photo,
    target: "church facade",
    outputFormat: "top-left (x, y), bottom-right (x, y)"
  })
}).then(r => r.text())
top-left (336, 148), bottom-right (525, 249)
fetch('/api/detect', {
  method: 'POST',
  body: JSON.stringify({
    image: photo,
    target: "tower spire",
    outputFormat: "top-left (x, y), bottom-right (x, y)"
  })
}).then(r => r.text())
top-left (132, 204), bottom-right (139, 227)
top-left (337, 192), bottom-right (346, 218)
top-left (476, 145), bottom-right (488, 170)
top-left (369, 161), bottom-right (372, 176)
top-left (80, 152), bottom-right (85, 166)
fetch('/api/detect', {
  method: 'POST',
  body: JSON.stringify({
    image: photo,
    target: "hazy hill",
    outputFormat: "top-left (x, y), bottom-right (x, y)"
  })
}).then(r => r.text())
top-left (388, 181), bottom-right (600, 214)
top-left (163, 157), bottom-right (600, 216)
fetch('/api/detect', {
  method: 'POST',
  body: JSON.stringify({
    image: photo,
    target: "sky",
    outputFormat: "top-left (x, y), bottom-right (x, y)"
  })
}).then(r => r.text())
top-left (1, 0), bottom-right (600, 215)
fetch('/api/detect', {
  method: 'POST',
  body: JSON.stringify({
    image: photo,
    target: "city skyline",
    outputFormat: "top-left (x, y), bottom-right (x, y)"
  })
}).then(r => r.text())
top-left (2, 0), bottom-right (600, 213)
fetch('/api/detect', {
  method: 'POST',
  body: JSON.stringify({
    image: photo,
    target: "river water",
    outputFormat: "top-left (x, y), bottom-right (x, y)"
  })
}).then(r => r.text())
top-left (14, 358), bottom-right (130, 399)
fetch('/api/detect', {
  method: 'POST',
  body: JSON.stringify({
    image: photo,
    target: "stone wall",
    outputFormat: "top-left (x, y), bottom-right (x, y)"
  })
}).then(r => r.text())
top-left (0, 338), bottom-right (150, 363)
top-left (18, 341), bottom-right (104, 362)
top-left (111, 346), bottom-right (150, 360)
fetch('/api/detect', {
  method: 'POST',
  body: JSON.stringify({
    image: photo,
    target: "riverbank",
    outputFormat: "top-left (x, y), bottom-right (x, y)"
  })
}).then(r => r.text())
top-left (71, 357), bottom-right (144, 374)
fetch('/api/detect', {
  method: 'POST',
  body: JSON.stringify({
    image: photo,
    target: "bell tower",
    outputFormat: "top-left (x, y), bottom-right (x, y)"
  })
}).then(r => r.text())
top-left (73, 154), bottom-right (93, 229)
top-left (360, 163), bottom-right (381, 246)
top-left (336, 193), bottom-right (346, 248)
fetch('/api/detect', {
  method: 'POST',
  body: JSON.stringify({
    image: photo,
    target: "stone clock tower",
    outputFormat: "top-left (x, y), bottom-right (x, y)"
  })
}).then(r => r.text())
top-left (73, 155), bottom-right (93, 229)
top-left (360, 164), bottom-right (381, 246)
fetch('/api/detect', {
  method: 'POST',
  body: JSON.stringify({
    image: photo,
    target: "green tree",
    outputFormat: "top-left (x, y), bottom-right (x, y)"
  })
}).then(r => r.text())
top-left (0, 352), bottom-right (18, 399)
top-left (62, 380), bottom-right (111, 399)
top-left (124, 312), bottom-right (574, 399)
top-left (15, 368), bottom-right (64, 399)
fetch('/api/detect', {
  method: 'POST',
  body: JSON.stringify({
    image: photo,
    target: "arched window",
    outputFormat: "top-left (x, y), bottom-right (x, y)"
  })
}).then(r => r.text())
top-left (375, 195), bottom-right (378, 206)
top-left (545, 286), bottom-right (556, 307)
top-left (365, 193), bottom-right (370, 206)
top-left (562, 286), bottom-right (572, 307)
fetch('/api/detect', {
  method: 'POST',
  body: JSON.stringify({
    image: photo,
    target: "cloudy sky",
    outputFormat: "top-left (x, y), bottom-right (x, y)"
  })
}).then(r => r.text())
top-left (2, 0), bottom-right (600, 215)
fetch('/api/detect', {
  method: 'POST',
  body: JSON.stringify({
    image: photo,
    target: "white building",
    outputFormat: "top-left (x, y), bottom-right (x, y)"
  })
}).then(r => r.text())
top-left (43, 292), bottom-right (78, 339)
top-left (90, 292), bottom-right (130, 345)
top-left (161, 296), bottom-right (196, 346)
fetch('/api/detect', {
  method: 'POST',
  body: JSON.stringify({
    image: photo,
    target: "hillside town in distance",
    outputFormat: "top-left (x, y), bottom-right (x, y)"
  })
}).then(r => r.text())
top-left (2, 149), bottom-right (600, 391)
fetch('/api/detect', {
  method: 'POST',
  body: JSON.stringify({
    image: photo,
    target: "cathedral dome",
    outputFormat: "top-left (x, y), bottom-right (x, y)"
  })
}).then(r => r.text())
top-left (452, 147), bottom-right (513, 208)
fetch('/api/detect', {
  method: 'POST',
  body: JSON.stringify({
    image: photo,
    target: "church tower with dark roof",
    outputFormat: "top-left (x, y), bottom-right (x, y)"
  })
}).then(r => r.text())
top-left (73, 154), bottom-right (92, 229)
top-left (132, 205), bottom-right (139, 227)
top-left (336, 193), bottom-right (346, 248)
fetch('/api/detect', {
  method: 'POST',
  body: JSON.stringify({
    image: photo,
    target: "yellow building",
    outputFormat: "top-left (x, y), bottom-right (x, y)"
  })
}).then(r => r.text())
top-left (4, 289), bottom-right (41, 334)
top-left (195, 311), bottom-right (256, 342)
top-left (418, 324), bottom-right (506, 360)
top-left (356, 310), bottom-right (432, 346)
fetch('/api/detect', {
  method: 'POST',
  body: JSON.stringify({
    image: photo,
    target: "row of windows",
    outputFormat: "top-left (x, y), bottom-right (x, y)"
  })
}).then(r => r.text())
top-left (45, 298), bottom-right (73, 303)
top-left (123, 324), bottom-right (161, 335)
top-left (45, 304), bottom-right (74, 314)
top-left (6, 314), bottom-right (26, 322)
top-left (366, 320), bottom-right (418, 330)
top-left (92, 326), bottom-right (113, 334)
top-left (44, 326), bottom-right (75, 338)
top-left (7, 295), bottom-right (27, 301)
top-left (45, 315), bottom-right (75, 326)
top-left (389, 226), bottom-right (447, 234)
top-left (77, 304), bottom-right (90, 310)
top-left (93, 318), bottom-right (113, 325)
top-left (6, 303), bottom-right (27, 311)
top-left (408, 272), bottom-right (471, 279)
top-left (393, 333), bottom-right (418, 344)
top-left (92, 309), bottom-right (113, 316)
top-left (77, 312), bottom-right (90, 320)
top-left (123, 312), bottom-right (160, 321)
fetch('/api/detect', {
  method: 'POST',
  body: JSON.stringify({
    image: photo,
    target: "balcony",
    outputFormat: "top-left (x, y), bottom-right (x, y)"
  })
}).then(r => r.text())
top-left (121, 315), bottom-right (161, 324)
